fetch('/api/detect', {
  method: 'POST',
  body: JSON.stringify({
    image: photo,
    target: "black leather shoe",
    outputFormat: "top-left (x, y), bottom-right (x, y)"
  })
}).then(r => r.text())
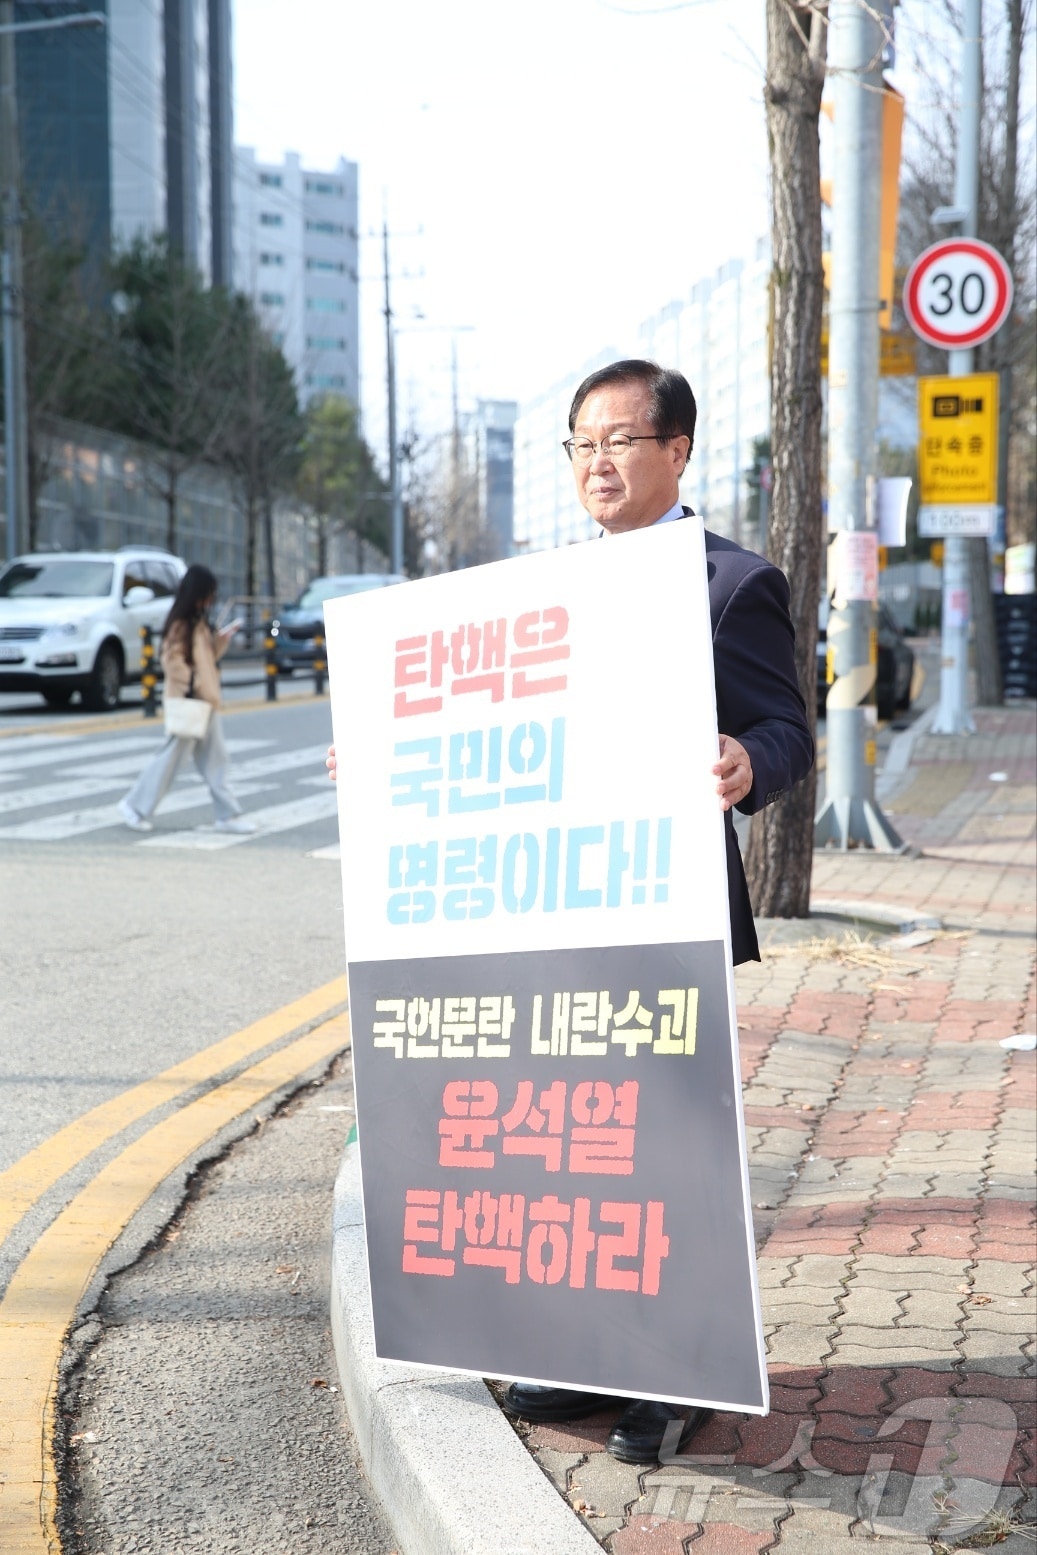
top-left (606, 1399), bottom-right (715, 1463)
top-left (501, 1383), bottom-right (618, 1422)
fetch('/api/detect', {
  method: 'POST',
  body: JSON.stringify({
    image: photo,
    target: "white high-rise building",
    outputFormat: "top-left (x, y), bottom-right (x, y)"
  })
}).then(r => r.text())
top-left (234, 150), bottom-right (359, 407)
top-left (513, 241), bottom-right (773, 554)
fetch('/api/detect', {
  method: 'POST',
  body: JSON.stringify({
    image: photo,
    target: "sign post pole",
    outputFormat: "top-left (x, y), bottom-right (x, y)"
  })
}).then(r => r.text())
top-left (814, 0), bottom-right (904, 852)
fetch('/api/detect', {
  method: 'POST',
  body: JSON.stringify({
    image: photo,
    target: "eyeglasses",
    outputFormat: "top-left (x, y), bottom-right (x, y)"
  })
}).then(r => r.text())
top-left (562, 434), bottom-right (661, 464)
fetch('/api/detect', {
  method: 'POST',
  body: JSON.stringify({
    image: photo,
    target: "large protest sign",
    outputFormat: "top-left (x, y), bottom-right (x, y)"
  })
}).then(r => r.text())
top-left (325, 520), bottom-right (768, 1414)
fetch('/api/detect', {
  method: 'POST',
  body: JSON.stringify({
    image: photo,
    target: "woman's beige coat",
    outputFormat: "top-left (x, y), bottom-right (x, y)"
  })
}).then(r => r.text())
top-left (161, 619), bottom-right (229, 709)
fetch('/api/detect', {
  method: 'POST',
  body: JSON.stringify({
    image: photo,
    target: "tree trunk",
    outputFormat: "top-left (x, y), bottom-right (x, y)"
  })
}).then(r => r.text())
top-left (165, 465), bottom-right (178, 556)
top-left (262, 487), bottom-right (276, 601)
top-left (245, 491), bottom-right (258, 602)
top-left (744, 0), bottom-right (827, 919)
top-left (26, 426), bottom-right (43, 551)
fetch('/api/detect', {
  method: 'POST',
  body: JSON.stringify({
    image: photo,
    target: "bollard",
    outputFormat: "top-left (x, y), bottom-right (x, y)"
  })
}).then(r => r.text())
top-left (264, 616), bottom-right (277, 701)
top-left (140, 625), bottom-right (158, 718)
top-left (313, 628), bottom-right (326, 696)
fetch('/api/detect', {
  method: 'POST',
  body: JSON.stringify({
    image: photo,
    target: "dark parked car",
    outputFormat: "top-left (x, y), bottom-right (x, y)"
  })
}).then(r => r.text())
top-left (270, 573), bottom-right (407, 674)
top-left (817, 600), bottom-right (915, 721)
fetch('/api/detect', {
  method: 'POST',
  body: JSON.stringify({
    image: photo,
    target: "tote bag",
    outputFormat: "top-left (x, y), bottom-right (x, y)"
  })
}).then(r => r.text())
top-left (164, 669), bottom-right (211, 739)
top-left (164, 696), bottom-right (211, 739)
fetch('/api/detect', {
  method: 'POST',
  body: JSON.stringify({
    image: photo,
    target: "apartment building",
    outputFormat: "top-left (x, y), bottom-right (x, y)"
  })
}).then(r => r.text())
top-left (513, 243), bottom-right (772, 553)
top-left (233, 149), bottom-right (359, 406)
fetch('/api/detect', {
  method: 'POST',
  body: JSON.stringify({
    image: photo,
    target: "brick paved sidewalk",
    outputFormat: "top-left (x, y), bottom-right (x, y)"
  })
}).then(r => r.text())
top-left (499, 704), bottom-right (1036, 1553)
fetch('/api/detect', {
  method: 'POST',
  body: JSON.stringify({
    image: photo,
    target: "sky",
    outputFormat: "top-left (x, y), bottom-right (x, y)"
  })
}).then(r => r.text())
top-left (232, 0), bottom-right (773, 451)
top-left (232, 0), bottom-right (1035, 461)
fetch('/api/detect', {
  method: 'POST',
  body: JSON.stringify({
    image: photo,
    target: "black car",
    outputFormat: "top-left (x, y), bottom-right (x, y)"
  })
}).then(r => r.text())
top-left (817, 600), bottom-right (915, 721)
top-left (270, 573), bottom-right (407, 674)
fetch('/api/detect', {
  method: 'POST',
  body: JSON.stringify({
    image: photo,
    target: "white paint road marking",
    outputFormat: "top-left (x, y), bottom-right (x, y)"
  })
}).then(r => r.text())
top-left (230, 744), bottom-right (333, 780)
top-left (307, 842), bottom-right (341, 860)
top-left (0, 734), bottom-right (162, 775)
top-left (0, 780), bottom-right (278, 840)
top-left (62, 738), bottom-right (273, 783)
top-left (141, 791), bottom-right (340, 849)
top-left (0, 775), bottom-right (127, 816)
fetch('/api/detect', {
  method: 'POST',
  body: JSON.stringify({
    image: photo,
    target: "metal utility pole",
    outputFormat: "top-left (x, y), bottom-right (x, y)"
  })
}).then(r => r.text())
top-left (382, 220), bottom-right (404, 575)
top-left (931, 0), bottom-right (982, 734)
top-left (1, 0), bottom-right (29, 562)
top-left (814, 0), bottom-right (904, 851)
top-left (450, 334), bottom-right (460, 485)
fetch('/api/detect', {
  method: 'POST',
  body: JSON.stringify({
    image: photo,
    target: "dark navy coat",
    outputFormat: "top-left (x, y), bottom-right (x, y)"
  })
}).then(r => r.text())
top-left (698, 520), bottom-right (814, 963)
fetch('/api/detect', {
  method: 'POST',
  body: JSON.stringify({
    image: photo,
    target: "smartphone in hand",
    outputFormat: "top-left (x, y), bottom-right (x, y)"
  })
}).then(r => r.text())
top-left (221, 618), bottom-right (245, 636)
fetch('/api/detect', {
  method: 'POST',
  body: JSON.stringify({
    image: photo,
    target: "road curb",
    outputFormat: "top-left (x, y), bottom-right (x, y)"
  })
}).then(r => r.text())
top-left (806, 897), bottom-right (943, 935)
top-left (330, 1141), bottom-right (602, 1555)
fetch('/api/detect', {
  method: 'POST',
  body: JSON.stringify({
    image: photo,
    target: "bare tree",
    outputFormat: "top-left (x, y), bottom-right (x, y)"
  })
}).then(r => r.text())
top-left (295, 395), bottom-right (385, 576)
top-left (215, 298), bottom-right (301, 605)
top-left (19, 213), bottom-right (113, 547)
top-left (405, 428), bottom-right (488, 574)
top-left (108, 237), bottom-right (237, 555)
top-left (743, 0), bottom-right (828, 919)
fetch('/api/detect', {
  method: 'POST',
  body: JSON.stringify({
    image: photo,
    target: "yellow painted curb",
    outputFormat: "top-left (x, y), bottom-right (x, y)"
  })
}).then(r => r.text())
top-left (0, 688), bottom-right (319, 742)
top-left (0, 1012), bottom-right (351, 1553)
top-left (0, 976), bottom-right (347, 1250)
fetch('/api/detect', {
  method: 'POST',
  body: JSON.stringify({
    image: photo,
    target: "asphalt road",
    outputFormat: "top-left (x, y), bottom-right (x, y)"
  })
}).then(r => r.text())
top-left (0, 692), bottom-right (396, 1553)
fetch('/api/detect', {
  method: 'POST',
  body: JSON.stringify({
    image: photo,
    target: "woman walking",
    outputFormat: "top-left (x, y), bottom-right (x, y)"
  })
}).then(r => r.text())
top-left (118, 564), bottom-right (255, 835)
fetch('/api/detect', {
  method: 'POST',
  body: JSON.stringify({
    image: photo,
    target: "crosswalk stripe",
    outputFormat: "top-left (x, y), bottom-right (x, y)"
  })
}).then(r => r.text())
top-left (0, 731), bottom-right (83, 754)
top-left (141, 791), bottom-right (340, 849)
top-left (0, 775), bottom-right (125, 816)
top-left (308, 842), bottom-right (341, 860)
top-left (0, 734), bottom-right (162, 776)
top-left (0, 780), bottom-right (277, 841)
top-left (0, 743), bottom-right (323, 832)
top-left (63, 737), bottom-right (272, 784)
top-left (230, 743), bottom-right (332, 780)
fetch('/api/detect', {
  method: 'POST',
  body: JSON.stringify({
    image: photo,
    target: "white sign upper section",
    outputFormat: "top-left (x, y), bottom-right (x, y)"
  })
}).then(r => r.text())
top-left (324, 522), bottom-right (729, 964)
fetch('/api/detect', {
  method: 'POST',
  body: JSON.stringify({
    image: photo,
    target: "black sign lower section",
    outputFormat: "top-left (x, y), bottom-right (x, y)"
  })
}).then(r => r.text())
top-left (348, 941), bottom-right (765, 1411)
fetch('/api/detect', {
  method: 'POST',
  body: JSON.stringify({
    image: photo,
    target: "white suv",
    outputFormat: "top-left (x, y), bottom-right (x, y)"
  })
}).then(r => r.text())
top-left (0, 548), bottom-right (187, 711)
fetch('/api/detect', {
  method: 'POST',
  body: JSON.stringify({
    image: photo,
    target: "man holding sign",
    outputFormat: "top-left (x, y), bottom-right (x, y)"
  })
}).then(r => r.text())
top-left (501, 359), bottom-right (812, 1459)
top-left (327, 359), bottom-right (812, 1464)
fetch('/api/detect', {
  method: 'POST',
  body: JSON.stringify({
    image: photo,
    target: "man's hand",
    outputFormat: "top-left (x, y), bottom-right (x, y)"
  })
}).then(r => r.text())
top-left (326, 744), bottom-right (337, 782)
top-left (713, 735), bottom-right (752, 812)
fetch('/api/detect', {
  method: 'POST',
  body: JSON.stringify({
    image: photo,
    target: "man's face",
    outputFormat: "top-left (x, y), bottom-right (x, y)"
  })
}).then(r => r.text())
top-left (571, 381), bottom-right (689, 534)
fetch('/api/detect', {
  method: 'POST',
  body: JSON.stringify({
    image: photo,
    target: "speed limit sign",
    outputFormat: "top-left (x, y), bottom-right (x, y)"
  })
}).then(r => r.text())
top-left (904, 239), bottom-right (1014, 349)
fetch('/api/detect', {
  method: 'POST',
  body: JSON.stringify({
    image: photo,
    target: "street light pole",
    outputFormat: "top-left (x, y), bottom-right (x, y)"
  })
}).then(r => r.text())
top-left (814, 0), bottom-right (904, 851)
top-left (382, 221), bottom-right (404, 576)
top-left (931, 0), bottom-right (982, 734)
